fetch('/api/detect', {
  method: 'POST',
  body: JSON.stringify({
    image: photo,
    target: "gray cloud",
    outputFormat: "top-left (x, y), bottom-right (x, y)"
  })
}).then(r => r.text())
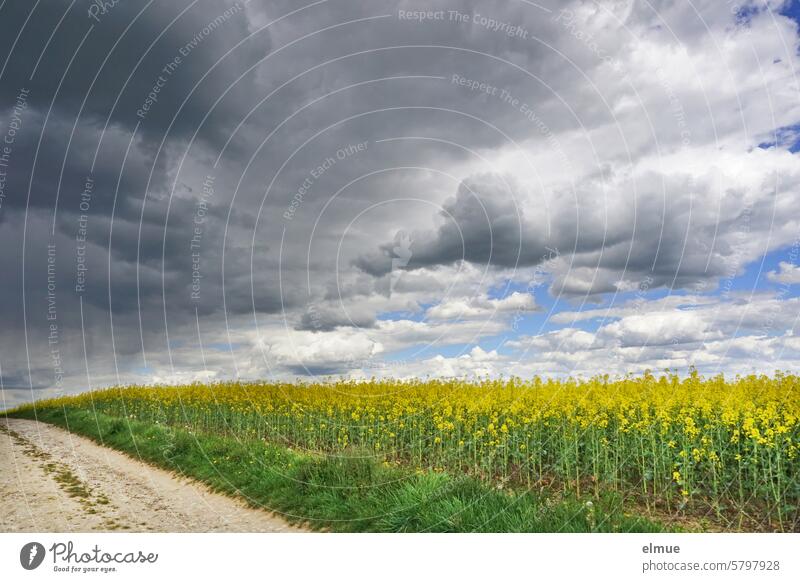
top-left (355, 173), bottom-right (549, 274)
top-left (1, 0), bottom-right (800, 406)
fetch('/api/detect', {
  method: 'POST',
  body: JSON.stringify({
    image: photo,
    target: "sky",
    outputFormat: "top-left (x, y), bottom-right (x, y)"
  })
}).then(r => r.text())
top-left (1, 0), bottom-right (800, 407)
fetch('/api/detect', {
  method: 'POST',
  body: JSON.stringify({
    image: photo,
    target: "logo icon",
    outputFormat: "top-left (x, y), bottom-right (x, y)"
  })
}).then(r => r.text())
top-left (20, 542), bottom-right (45, 570)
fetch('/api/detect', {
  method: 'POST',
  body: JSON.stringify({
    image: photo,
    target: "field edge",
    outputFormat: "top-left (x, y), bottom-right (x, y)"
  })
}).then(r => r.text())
top-left (2, 407), bottom-right (675, 533)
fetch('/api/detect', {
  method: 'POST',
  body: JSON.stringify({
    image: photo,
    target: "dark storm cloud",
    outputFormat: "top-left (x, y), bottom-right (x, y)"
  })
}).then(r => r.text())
top-left (0, 110), bottom-right (169, 219)
top-left (354, 173), bottom-right (549, 275)
top-left (355, 166), bottom-right (786, 299)
top-left (0, 0), bottom-right (275, 350)
top-left (296, 302), bottom-right (376, 332)
top-left (0, 0), bottom-right (268, 143)
top-left (1, 0), bottom-right (798, 404)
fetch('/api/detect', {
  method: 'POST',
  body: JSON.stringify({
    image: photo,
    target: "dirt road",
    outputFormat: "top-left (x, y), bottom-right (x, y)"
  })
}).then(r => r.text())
top-left (0, 418), bottom-right (301, 532)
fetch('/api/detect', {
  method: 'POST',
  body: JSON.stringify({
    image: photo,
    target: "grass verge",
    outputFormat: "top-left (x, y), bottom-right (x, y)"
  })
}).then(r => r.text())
top-left (4, 407), bottom-right (673, 532)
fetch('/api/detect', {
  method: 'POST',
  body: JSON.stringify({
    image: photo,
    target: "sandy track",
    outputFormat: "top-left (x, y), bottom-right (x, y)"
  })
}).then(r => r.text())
top-left (0, 418), bottom-right (302, 532)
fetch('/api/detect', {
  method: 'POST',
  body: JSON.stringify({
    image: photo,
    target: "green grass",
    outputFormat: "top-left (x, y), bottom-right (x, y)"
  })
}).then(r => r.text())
top-left (4, 407), bottom-right (673, 532)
